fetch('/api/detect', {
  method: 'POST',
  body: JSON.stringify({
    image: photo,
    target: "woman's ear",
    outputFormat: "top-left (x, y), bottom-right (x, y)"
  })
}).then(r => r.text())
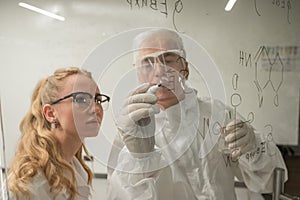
top-left (43, 104), bottom-right (56, 123)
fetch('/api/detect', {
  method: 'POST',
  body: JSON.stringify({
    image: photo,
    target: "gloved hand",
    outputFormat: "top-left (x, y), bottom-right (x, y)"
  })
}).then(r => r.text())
top-left (224, 120), bottom-right (256, 159)
top-left (116, 83), bottom-right (159, 156)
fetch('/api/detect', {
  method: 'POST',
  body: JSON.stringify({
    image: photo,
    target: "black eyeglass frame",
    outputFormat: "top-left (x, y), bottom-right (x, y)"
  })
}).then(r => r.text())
top-left (50, 91), bottom-right (110, 107)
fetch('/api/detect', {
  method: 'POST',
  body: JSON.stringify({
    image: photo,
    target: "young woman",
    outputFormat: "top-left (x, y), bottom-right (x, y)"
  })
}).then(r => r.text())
top-left (8, 67), bottom-right (110, 200)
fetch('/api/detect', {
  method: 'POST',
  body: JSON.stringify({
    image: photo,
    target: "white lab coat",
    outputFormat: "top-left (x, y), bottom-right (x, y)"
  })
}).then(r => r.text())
top-left (107, 90), bottom-right (288, 200)
top-left (9, 157), bottom-right (91, 200)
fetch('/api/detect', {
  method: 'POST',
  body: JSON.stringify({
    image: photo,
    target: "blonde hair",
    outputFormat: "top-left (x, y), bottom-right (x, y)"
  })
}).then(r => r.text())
top-left (8, 67), bottom-right (94, 200)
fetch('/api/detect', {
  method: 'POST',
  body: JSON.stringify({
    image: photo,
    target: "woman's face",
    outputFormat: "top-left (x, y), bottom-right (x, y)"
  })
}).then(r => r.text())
top-left (54, 74), bottom-right (104, 140)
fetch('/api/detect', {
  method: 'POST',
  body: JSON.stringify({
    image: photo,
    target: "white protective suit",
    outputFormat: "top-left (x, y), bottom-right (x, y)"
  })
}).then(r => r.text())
top-left (107, 89), bottom-right (287, 200)
top-left (9, 157), bottom-right (92, 200)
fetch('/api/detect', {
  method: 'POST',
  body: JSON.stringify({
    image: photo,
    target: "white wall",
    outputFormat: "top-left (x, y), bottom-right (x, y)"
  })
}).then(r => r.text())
top-left (0, 0), bottom-right (300, 174)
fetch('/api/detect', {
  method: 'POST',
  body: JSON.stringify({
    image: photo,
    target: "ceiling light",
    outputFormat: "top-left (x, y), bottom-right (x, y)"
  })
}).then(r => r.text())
top-left (225, 0), bottom-right (237, 11)
top-left (18, 2), bottom-right (65, 21)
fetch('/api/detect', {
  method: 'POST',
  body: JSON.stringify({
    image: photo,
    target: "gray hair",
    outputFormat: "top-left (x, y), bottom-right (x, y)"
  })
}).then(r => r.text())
top-left (132, 28), bottom-right (186, 64)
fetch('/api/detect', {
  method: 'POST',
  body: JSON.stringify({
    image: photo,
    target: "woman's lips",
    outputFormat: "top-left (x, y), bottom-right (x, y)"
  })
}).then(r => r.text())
top-left (86, 120), bottom-right (99, 125)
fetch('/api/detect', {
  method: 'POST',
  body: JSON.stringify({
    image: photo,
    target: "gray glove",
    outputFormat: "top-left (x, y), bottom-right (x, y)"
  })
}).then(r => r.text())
top-left (224, 120), bottom-right (256, 159)
top-left (116, 83), bottom-right (159, 155)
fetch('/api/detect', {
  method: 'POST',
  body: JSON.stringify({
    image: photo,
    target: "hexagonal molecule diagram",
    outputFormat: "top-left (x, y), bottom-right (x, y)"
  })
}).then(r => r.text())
top-left (253, 46), bottom-right (284, 107)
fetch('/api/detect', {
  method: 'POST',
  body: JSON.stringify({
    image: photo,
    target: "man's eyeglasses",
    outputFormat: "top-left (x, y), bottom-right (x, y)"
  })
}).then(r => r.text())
top-left (137, 49), bottom-right (186, 74)
top-left (50, 92), bottom-right (110, 111)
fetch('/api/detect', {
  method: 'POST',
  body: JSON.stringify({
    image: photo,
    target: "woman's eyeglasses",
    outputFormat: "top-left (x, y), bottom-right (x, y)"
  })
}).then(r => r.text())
top-left (50, 92), bottom-right (110, 111)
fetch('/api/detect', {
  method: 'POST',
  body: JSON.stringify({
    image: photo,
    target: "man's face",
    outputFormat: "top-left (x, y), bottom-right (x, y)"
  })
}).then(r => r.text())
top-left (136, 48), bottom-right (188, 109)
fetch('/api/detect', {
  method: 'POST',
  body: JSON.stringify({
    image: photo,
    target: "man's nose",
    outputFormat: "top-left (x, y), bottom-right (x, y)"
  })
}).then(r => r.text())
top-left (153, 58), bottom-right (167, 77)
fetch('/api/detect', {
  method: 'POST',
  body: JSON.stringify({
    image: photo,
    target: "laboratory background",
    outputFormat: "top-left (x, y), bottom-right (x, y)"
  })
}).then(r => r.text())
top-left (0, 0), bottom-right (300, 199)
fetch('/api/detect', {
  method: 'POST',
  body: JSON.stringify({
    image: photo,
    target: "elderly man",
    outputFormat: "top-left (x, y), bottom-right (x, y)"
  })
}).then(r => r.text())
top-left (107, 28), bottom-right (287, 200)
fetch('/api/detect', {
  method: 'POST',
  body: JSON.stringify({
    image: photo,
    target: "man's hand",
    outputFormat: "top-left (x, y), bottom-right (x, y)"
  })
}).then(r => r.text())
top-left (116, 83), bottom-right (159, 155)
top-left (224, 120), bottom-right (256, 159)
